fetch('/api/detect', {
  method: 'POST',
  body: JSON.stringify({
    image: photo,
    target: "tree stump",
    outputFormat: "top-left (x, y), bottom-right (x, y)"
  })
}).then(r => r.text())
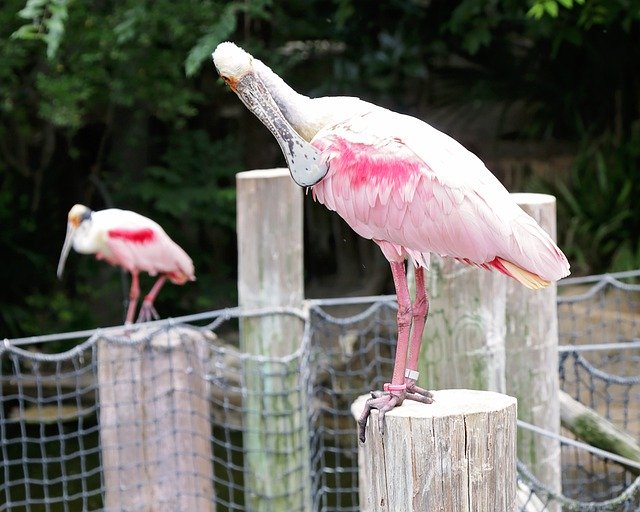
top-left (351, 389), bottom-right (517, 512)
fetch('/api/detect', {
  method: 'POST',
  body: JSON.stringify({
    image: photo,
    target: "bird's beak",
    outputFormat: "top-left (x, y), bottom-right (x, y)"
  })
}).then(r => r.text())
top-left (233, 72), bottom-right (329, 187)
top-left (57, 223), bottom-right (76, 279)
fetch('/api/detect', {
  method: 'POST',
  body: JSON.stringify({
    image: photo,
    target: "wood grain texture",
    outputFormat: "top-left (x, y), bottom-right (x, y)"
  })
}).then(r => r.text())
top-left (98, 326), bottom-right (215, 512)
top-left (506, 193), bottom-right (562, 505)
top-left (236, 168), bottom-right (311, 512)
top-left (417, 248), bottom-right (508, 394)
top-left (352, 389), bottom-right (517, 512)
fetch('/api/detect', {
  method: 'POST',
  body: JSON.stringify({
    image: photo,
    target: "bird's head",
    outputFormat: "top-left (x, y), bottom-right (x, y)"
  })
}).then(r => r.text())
top-left (57, 204), bottom-right (93, 279)
top-left (212, 42), bottom-right (253, 92)
top-left (212, 42), bottom-right (328, 187)
top-left (67, 204), bottom-right (92, 228)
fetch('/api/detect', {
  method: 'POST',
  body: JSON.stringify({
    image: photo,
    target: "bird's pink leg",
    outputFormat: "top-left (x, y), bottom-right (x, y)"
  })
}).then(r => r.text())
top-left (125, 272), bottom-right (140, 325)
top-left (405, 266), bottom-right (434, 402)
top-left (137, 275), bottom-right (167, 323)
top-left (388, 260), bottom-right (412, 387)
top-left (358, 261), bottom-right (432, 442)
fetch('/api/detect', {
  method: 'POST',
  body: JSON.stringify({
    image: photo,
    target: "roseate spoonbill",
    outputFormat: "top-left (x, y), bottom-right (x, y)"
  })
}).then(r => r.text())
top-left (57, 204), bottom-right (195, 324)
top-left (213, 42), bottom-right (570, 442)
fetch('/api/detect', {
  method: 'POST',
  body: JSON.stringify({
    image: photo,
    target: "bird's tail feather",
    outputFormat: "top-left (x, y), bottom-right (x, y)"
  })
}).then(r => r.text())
top-left (489, 257), bottom-right (550, 290)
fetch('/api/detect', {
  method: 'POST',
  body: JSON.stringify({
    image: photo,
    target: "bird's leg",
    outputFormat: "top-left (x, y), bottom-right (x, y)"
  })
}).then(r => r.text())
top-left (404, 266), bottom-right (434, 402)
top-left (358, 260), bottom-right (414, 442)
top-left (125, 272), bottom-right (140, 325)
top-left (137, 275), bottom-right (167, 323)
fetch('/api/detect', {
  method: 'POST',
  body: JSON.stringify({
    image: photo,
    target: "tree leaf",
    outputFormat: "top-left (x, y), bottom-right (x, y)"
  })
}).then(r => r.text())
top-left (184, 5), bottom-right (237, 77)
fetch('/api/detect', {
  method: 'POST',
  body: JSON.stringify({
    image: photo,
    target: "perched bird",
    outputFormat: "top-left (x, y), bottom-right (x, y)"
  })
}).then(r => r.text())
top-left (213, 42), bottom-right (570, 442)
top-left (57, 204), bottom-right (195, 324)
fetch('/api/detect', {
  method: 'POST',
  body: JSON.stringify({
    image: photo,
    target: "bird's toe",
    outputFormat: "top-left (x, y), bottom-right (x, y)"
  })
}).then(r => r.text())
top-left (405, 378), bottom-right (434, 402)
top-left (358, 392), bottom-right (402, 443)
top-left (136, 302), bottom-right (160, 323)
top-left (405, 392), bottom-right (434, 404)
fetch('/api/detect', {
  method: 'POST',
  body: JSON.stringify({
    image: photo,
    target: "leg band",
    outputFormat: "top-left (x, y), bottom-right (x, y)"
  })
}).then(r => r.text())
top-left (405, 369), bottom-right (420, 380)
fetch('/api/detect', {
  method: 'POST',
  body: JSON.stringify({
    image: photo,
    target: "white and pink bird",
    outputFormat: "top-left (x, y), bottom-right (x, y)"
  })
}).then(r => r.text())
top-left (57, 204), bottom-right (195, 324)
top-left (212, 42), bottom-right (570, 442)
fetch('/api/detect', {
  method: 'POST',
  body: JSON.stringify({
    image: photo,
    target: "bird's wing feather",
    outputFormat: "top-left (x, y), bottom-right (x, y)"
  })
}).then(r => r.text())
top-left (94, 210), bottom-right (195, 282)
top-left (105, 229), bottom-right (194, 283)
top-left (311, 109), bottom-right (569, 282)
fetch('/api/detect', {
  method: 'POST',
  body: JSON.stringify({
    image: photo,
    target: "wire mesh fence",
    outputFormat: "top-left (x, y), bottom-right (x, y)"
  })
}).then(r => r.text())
top-left (1, 270), bottom-right (640, 511)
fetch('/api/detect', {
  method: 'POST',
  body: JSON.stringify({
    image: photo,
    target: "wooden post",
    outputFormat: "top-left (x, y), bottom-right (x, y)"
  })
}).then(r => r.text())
top-left (417, 255), bottom-right (507, 393)
top-left (236, 169), bottom-right (311, 511)
top-left (351, 389), bottom-right (517, 511)
top-left (98, 325), bottom-right (215, 512)
top-left (505, 193), bottom-right (561, 504)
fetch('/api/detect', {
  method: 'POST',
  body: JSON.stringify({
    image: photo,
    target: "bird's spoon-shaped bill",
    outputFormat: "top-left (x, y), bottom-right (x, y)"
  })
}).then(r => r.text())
top-left (57, 224), bottom-right (76, 279)
top-left (234, 72), bottom-right (328, 187)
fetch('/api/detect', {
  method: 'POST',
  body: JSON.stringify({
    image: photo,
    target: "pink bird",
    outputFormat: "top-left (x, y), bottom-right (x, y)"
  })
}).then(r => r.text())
top-left (57, 204), bottom-right (195, 324)
top-left (213, 42), bottom-right (570, 442)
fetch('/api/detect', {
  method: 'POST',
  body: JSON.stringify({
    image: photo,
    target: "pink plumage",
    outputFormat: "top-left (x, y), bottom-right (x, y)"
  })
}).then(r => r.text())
top-left (311, 110), bottom-right (569, 288)
top-left (213, 41), bottom-right (570, 442)
top-left (57, 204), bottom-right (194, 324)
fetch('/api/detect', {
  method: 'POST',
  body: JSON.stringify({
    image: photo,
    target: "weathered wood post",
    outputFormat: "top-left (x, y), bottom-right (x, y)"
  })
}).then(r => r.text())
top-left (505, 193), bottom-right (561, 502)
top-left (417, 253), bottom-right (507, 393)
top-left (98, 325), bottom-right (215, 512)
top-left (352, 389), bottom-right (517, 511)
top-left (236, 168), bottom-right (311, 511)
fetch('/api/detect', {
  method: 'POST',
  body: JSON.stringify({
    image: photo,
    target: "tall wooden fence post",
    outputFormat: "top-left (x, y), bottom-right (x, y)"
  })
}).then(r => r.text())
top-left (98, 326), bottom-right (215, 512)
top-left (417, 254), bottom-right (507, 393)
top-left (506, 193), bottom-right (562, 504)
top-left (236, 168), bottom-right (311, 511)
top-left (352, 389), bottom-right (517, 511)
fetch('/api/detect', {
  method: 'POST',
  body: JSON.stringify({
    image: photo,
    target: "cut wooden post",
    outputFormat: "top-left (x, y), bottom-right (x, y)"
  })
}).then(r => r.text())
top-left (351, 389), bottom-right (517, 511)
top-left (505, 193), bottom-right (561, 503)
top-left (98, 325), bottom-right (215, 512)
top-left (236, 168), bottom-right (311, 511)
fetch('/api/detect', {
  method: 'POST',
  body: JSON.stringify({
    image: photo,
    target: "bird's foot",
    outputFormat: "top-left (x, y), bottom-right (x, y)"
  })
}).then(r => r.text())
top-left (357, 381), bottom-right (435, 443)
top-left (357, 384), bottom-right (406, 443)
top-left (136, 301), bottom-right (160, 323)
top-left (404, 377), bottom-right (435, 403)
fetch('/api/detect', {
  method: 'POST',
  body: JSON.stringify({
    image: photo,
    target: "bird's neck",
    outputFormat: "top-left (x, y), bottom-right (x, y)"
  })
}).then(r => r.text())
top-left (253, 58), bottom-right (325, 141)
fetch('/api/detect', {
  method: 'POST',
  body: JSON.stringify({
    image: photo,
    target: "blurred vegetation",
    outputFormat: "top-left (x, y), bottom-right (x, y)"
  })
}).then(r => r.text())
top-left (544, 126), bottom-right (640, 274)
top-left (1, 0), bottom-right (639, 338)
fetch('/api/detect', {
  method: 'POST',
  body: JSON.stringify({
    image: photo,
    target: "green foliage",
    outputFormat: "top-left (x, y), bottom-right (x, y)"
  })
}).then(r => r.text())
top-left (1, 0), bottom-right (252, 336)
top-left (121, 130), bottom-right (240, 229)
top-left (1, 0), bottom-right (640, 337)
top-left (185, 0), bottom-right (271, 77)
top-left (528, 0), bottom-right (584, 20)
top-left (549, 128), bottom-right (640, 274)
top-left (446, 0), bottom-right (502, 55)
top-left (35, 72), bottom-right (90, 128)
top-left (13, 0), bottom-right (70, 59)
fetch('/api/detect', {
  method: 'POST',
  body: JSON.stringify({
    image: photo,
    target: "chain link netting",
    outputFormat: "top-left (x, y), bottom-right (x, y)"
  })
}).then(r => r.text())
top-left (1, 271), bottom-right (640, 511)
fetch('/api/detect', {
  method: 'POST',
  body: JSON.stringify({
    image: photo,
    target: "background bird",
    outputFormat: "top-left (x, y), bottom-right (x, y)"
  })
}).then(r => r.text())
top-left (213, 42), bottom-right (570, 442)
top-left (57, 204), bottom-right (195, 325)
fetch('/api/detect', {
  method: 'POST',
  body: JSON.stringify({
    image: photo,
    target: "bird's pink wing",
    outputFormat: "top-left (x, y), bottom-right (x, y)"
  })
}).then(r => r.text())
top-left (105, 227), bottom-right (195, 284)
top-left (310, 110), bottom-right (569, 284)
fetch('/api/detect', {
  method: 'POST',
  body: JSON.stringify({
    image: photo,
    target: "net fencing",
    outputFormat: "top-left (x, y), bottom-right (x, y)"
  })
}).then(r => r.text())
top-left (1, 270), bottom-right (640, 511)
